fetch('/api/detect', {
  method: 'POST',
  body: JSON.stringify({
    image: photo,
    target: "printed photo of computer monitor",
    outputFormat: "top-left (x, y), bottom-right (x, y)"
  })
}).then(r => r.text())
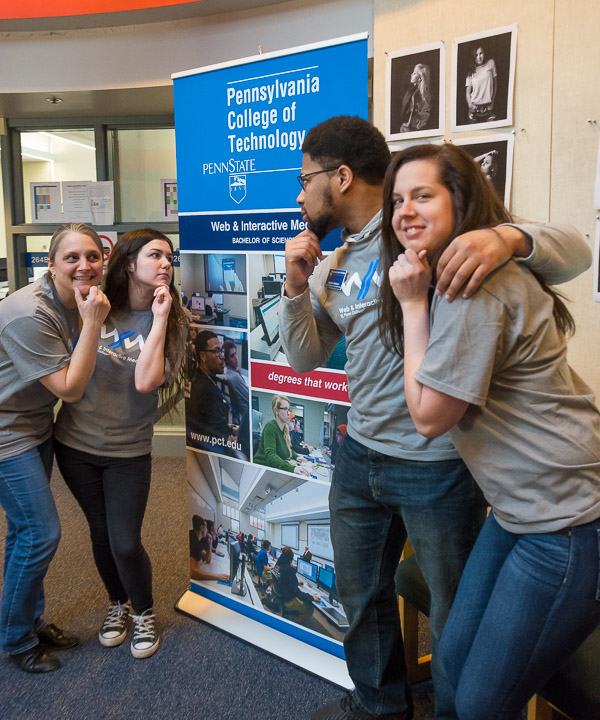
top-left (296, 558), bottom-right (318, 584)
top-left (190, 293), bottom-right (205, 313)
top-left (262, 279), bottom-right (282, 298)
top-left (256, 295), bottom-right (280, 346)
top-left (317, 567), bottom-right (336, 594)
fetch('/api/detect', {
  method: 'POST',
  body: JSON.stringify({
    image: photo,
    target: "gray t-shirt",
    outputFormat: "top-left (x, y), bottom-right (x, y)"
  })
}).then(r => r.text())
top-left (0, 274), bottom-right (79, 459)
top-left (280, 212), bottom-right (591, 461)
top-left (415, 260), bottom-right (600, 533)
top-left (55, 307), bottom-right (158, 457)
top-left (280, 212), bottom-right (456, 460)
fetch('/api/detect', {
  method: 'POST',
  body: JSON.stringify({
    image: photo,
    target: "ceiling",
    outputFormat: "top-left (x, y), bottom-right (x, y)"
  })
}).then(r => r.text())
top-left (0, 0), bottom-right (293, 31)
top-left (0, 0), bottom-right (295, 120)
top-left (0, 86), bottom-right (175, 120)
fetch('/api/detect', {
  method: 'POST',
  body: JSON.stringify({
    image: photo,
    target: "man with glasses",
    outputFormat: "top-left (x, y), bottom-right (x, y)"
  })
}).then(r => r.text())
top-left (279, 115), bottom-right (591, 720)
top-left (185, 330), bottom-right (247, 459)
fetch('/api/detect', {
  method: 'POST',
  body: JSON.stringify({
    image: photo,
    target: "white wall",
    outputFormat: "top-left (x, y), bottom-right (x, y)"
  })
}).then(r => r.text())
top-left (373, 0), bottom-right (600, 398)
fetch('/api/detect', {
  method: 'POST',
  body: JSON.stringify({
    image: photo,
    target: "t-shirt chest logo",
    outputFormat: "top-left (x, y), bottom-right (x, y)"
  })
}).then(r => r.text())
top-left (329, 259), bottom-right (381, 299)
top-left (334, 259), bottom-right (383, 320)
top-left (100, 326), bottom-right (145, 352)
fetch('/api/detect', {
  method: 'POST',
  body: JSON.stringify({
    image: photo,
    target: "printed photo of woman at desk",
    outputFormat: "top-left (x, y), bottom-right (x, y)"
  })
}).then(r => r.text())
top-left (179, 252), bottom-right (248, 329)
top-left (253, 394), bottom-right (312, 476)
top-left (252, 390), bottom-right (348, 481)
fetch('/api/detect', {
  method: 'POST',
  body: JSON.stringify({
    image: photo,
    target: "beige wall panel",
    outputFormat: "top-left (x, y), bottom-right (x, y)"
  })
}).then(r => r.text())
top-left (374, 0), bottom-right (600, 397)
top-left (373, 0), bottom-right (554, 220)
top-left (551, 0), bottom-right (600, 393)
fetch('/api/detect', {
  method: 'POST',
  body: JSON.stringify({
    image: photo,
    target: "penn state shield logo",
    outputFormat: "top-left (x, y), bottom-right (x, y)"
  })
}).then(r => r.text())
top-left (229, 174), bottom-right (247, 204)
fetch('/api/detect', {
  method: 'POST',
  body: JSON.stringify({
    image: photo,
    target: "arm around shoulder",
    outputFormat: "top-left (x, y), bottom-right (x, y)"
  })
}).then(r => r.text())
top-left (510, 220), bottom-right (591, 285)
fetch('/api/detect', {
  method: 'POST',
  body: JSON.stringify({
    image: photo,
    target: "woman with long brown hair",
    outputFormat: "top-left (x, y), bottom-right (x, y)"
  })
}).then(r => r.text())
top-left (379, 143), bottom-right (600, 719)
top-left (54, 228), bottom-right (187, 660)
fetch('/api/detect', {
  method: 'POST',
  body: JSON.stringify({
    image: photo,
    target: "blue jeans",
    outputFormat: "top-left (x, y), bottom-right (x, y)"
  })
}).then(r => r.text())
top-left (330, 434), bottom-right (486, 719)
top-left (440, 513), bottom-right (600, 720)
top-left (0, 438), bottom-right (60, 654)
top-left (54, 442), bottom-right (154, 614)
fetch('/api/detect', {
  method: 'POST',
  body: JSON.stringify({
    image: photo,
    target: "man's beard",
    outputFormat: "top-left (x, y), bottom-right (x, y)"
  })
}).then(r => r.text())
top-left (306, 186), bottom-right (337, 241)
top-left (307, 214), bottom-right (334, 242)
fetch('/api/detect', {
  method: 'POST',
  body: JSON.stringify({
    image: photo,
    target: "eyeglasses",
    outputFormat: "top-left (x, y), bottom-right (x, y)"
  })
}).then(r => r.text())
top-left (204, 348), bottom-right (224, 356)
top-left (296, 167), bottom-right (338, 190)
top-left (278, 406), bottom-right (291, 413)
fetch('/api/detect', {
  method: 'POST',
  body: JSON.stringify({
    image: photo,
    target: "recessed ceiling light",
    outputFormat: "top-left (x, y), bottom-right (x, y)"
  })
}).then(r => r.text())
top-left (46, 97), bottom-right (63, 104)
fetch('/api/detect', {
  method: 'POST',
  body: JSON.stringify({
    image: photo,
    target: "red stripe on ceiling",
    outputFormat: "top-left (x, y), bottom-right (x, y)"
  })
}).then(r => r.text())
top-left (0, 0), bottom-right (202, 20)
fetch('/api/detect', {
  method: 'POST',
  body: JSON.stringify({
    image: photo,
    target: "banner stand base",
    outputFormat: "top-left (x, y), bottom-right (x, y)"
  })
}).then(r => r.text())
top-left (175, 589), bottom-right (353, 689)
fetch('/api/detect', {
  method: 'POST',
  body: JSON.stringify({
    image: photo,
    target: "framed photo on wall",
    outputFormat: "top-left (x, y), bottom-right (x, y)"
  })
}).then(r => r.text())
top-left (452, 134), bottom-right (515, 208)
top-left (594, 219), bottom-right (600, 303)
top-left (386, 41), bottom-right (445, 141)
top-left (451, 25), bottom-right (517, 132)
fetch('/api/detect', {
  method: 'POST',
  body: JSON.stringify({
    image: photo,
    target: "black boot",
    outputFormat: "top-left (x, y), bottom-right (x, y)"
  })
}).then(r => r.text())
top-left (38, 623), bottom-right (79, 649)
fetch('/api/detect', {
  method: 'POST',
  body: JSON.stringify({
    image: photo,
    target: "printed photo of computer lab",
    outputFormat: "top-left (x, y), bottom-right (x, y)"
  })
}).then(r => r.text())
top-left (180, 252), bottom-right (249, 329)
top-left (187, 452), bottom-right (348, 644)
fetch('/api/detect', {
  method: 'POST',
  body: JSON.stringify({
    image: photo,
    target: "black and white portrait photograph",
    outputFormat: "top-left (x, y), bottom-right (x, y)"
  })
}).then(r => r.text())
top-left (386, 42), bottom-right (445, 142)
top-left (451, 25), bottom-right (517, 132)
top-left (453, 134), bottom-right (515, 208)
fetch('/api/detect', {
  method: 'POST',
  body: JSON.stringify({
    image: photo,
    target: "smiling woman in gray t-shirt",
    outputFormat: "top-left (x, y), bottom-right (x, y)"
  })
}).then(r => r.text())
top-left (380, 143), bottom-right (600, 720)
top-left (54, 228), bottom-right (186, 662)
top-left (0, 223), bottom-right (109, 674)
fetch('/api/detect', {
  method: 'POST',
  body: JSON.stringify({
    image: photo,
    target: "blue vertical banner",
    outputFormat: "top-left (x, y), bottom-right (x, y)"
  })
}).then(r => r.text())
top-left (173, 35), bottom-right (367, 687)
top-left (173, 35), bottom-right (368, 253)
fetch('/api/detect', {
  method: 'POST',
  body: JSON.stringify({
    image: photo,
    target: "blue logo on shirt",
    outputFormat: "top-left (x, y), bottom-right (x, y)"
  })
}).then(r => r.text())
top-left (356, 259), bottom-right (379, 301)
top-left (338, 259), bottom-right (381, 300)
top-left (101, 326), bottom-right (145, 351)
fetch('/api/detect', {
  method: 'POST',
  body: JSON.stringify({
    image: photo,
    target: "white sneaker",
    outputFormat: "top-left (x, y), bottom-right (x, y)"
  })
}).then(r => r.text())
top-left (130, 609), bottom-right (159, 658)
top-left (99, 601), bottom-right (131, 647)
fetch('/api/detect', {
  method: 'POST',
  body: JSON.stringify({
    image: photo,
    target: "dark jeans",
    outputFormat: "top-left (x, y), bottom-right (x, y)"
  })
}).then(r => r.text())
top-left (440, 513), bottom-right (600, 720)
top-left (0, 437), bottom-right (58, 654)
top-left (330, 434), bottom-right (486, 719)
top-left (54, 441), bottom-right (153, 614)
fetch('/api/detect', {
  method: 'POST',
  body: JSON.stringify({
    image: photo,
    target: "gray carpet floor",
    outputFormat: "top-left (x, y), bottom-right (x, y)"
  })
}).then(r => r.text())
top-left (0, 456), bottom-right (436, 720)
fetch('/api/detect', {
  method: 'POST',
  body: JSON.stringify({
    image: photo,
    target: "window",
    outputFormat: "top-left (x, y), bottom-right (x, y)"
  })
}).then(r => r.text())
top-left (20, 130), bottom-right (96, 224)
top-left (112, 128), bottom-right (176, 222)
top-left (223, 504), bottom-right (240, 522)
